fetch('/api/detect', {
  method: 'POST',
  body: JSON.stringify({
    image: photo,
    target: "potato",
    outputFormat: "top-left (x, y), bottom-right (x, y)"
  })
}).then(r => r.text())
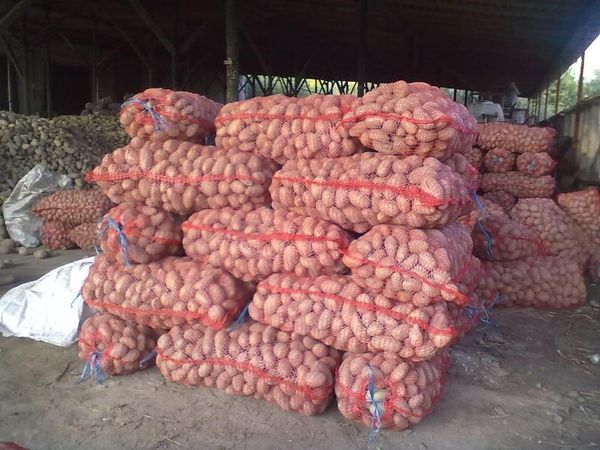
top-left (41, 221), bottom-right (75, 250)
top-left (120, 88), bottom-right (222, 143)
top-left (32, 189), bottom-right (114, 227)
top-left (82, 255), bottom-right (250, 330)
top-left (215, 94), bottom-right (361, 163)
top-left (335, 351), bottom-right (447, 430)
top-left (459, 146), bottom-right (482, 170)
top-left (270, 153), bottom-right (472, 233)
top-left (182, 207), bottom-right (351, 282)
top-left (78, 312), bottom-right (157, 378)
top-left (515, 152), bottom-right (555, 177)
top-left (557, 188), bottom-right (600, 246)
top-left (69, 223), bottom-right (98, 249)
top-left (251, 274), bottom-right (464, 361)
top-left (476, 256), bottom-right (586, 308)
top-left (482, 191), bottom-right (516, 214)
top-left (483, 148), bottom-right (515, 173)
top-left (480, 172), bottom-right (554, 198)
top-left (477, 122), bottom-right (556, 153)
top-left (156, 320), bottom-right (341, 415)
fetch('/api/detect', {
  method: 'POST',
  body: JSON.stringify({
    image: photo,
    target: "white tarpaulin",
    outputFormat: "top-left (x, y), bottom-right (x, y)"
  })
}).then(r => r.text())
top-left (0, 257), bottom-right (95, 346)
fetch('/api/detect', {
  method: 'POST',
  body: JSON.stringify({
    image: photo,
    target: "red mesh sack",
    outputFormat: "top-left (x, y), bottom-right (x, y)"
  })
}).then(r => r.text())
top-left (443, 153), bottom-right (479, 190)
top-left (483, 148), bottom-right (515, 173)
top-left (86, 138), bottom-right (278, 216)
top-left (472, 215), bottom-right (546, 261)
top-left (78, 313), bottom-right (157, 379)
top-left (480, 172), bottom-right (554, 198)
top-left (32, 189), bottom-right (114, 227)
top-left (516, 152), bottom-right (556, 177)
top-left (98, 202), bottom-right (182, 265)
top-left (82, 255), bottom-right (250, 330)
top-left (557, 188), bottom-right (600, 246)
top-left (41, 221), bottom-right (75, 249)
top-left (335, 351), bottom-right (448, 431)
top-left (156, 320), bottom-right (341, 416)
top-left (460, 146), bottom-right (482, 170)
top-left (120, 88), bottom-right (221, 142)
top-left (477, 123), bottom-right (556, 153)
top-left (511, 198), bottom-right (590, 267)
top-left (343, 223), bottom-right (480, 306)
top-left (215, 94), bottom-right (362, 163)
top-left (251, 273), bottom-right (467, 361)
top-left (476, 256), bottom-right (586, 308)
top-left (182, 207), bottom-right (350, 282)
top-left (343, 81), bottom-right (477, 159)
top-left (270, 153), bottom-right (472, 233)
top-left (482, 191), bottom-right (516, 214)
top-left (69, 223), bottom-right (97, 249)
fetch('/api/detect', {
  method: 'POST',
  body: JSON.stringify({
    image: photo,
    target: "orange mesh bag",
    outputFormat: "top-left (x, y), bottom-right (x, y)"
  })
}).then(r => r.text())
top-left (41, 221), bottom-right (75, 249)
top-left (476, 256), bottom-right (586, 309)
top-left (32, 189), bottom-right (114, 227)
top-left (510, 198), bottom-right (590, 267)
top-left (483, 148), bottom-right (515, 173)
top-left (215, 94), bottom-right (362, 163)
top-left (156, 320), bottom-right (342, 416)
top-left (557, 188), bottom-right (600, 246)
top-left (270, 153), bottom-right (472, 233)
top-left (120, 88), bottom-right (221, 142)
top-left (442, 153), bottom-right (479, 190)
top-left (251, 273), bottom-right (468, 361)
top-left (78, 313), bottom-right (157, 381)
top-left (182, 207), bottom-right (351, 282)
top-left (460, 146), bottom-right (482, 170)
top-left (82, 255), bottom-right (249, 330)
top-left (482, 191), bottom-right (516, 213)
top-left (69, 223), bottom-right (98, 249)
top-left (98, 202), bottom-right (182, 265)
top-left (472, 215), bottom-right (546, 261)
top-left (477, 123), bottom-right (556, 153)
top-left (480, 172), bottom-right (554, 198)
top-left (515, 152), bottom-right (556, 177)
top-left (343, 81), bottom-right (477, 159)
top-left (343, 223), bottom-right (480, 306)
top-left (86, 138), bottom-right (278, 216)
top-left (335, 351), bottom-right (448, 432)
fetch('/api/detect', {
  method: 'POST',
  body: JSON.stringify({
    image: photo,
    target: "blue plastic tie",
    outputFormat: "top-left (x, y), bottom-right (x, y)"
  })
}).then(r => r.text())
top-left (366, 364), bottom-right (383, 443)
top-left (79, 350), bottom-right (108, 384)
top-left (97, 218), bottom-right (131, 267)
top-left (228, 303), bottom-right (250, 330)
top-left (464, 294), bottom-right (506, 327)
top-left (471, 191), bottom-right (487, 217)
top-left (139, 350), bottom-right (157, 368)
top-left (475, 220), bottom-right (494, 258)
top-left (122, 97), bottom-right (166, 131)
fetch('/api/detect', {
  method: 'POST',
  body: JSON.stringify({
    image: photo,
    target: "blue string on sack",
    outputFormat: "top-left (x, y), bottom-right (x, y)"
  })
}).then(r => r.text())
top-left (464, 294), bottom-right (506, 327)
top-left (139, 350), bottom-right (157, 369)
top-left (471, 191), bottom-right (487, 217)
top-left (228, 303), bottom-right (250, 330)
top-left (475, 220), bottom-right (494, 258)
top-left (79, 350), bottom-right (108, 384)
top-left (122, 97), bottom-right (166, 132)
top-left (97, 218), bottom-right (131, 267)
top-left (366, 364), bottom-right (383, 443)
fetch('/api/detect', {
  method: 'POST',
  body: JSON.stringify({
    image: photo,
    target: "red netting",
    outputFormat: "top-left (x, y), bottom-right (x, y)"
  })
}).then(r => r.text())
top-left (98, 202), bottom-right (182, 264)
top-left (335, 351), bottom-right (448, 430)
top-left (482, 191), bottom-right (516, 214)
top-left (32, 188), bottom-right (114, 227)
top-left (480, 172), bottom-right (555, 198)
top-left (82, 255), bottom-right (250, 330)
top-left (69, 223), bottom-right (97, 249)
top-left (476, 256), bottom-right (586, 309)
top-left (78, 313), bottom-right (157, 376)
top-left (250, 273), bottom-right (470, 361)
top-left (41, 221), bottom-right (75, 250)
top-left (182, 207), bottom-right (351, 282)
top-left (120, 88), bottom-right (222, 142)
top-left (511, 198), bottom-right (590, 268)
top-left (342, 81), bottom-right (477, 159)
top-left (270, 153), bottom-right (472, 233)
top-left (516, 152), bottom-right (556, 177)
top-left (442, 153), bottom-right (479, 191)
top-left (215, 94), bottom-right (363, 163)
top-left (156, 320), bottom-right (342, 416)
top-left (557, 188), bottom-right (600, 246)
top-left (477, 122), bottom-right (556, 153)
top-left (483, 147), bottom-right (515, 173)
top-left (342, 223), bottom-right (480, 306)
top-left (472, 215), bottom-right (546, 261)
top-left (85, 139), bottom-right (278, 216)
top-left (459, 146), bottom-right (483, 170)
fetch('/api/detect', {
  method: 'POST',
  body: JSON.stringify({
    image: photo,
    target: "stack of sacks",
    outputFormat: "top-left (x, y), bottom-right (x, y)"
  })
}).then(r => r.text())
top-left (474, 197), bottom-right (588, 309)
top-left (477, 123), bottom-right (556, 200)
top-left (184, 80), bottom-right (483, 430)
top-left (82, 88), bottom-right (258, 382)
top-left (32, 189), bottom-right (113, 249)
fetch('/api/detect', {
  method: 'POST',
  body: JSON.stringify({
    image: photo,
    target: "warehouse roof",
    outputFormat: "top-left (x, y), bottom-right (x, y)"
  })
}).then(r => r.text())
top-left (3, 0), bottom-right (600, 96)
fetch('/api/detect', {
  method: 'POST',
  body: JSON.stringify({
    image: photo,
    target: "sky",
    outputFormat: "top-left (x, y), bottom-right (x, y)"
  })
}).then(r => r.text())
top-left (569, 33), bottom-right (600, 79)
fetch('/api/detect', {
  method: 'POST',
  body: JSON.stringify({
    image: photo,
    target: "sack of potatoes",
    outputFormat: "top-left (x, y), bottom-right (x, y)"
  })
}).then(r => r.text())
top-left (69, 223), bottom-right (98, 249)
top-left (557, 188), bottom-right (600, 246)
top-left (481, 172), bottom-right (555, 198)
top-left (477, 122), bottom-right (556, 153)
top-left (32, 189), bottom-right (114, 228)
top-left (41, 221), bottom-right (75, 250)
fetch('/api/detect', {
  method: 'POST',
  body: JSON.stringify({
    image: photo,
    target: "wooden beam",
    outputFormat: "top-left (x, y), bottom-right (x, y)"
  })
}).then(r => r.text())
top-left (103, 9), bottom-right (150, 69)
top-left (180, 16), bottom-right (216, 56)
top-left (554, 76), bottom-right (560, 114)
top-left (238, 22), bottom-right (269, 75)
top-left (357, 0), bottom-right (367, 96)
top-left (225, 0), bottom-right (239, 103)
top-left (573, 51), bottom-right (585, 144)
top-left (29, 0), bottom-right (85, 49)
top-left (0, 33), bottom-right (23, 80)
top-left (0, 0), bottom-right (34, 31)
top-left (127, 0), bottom-right (176, 55)
top-left (543, 87), bottom-right (548, 120)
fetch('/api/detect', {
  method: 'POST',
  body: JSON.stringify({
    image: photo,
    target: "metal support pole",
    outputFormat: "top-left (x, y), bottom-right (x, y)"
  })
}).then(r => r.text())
top-left (91, 20), bottom-right (97, 101)
top-left (574, 51), bottom-right (585, 145)
top-left (225, 0), bottom-right (239, 103)
top-left (7, 55), bottom-right (12, 111)
top-left (543, 87), bottom-right (548, 120)
top-left (357, 0), bottom-right (367, 96)
top-left (453, 88), bottom-right (457, 102)
top-left (554, 76), bottom-right (561, 114)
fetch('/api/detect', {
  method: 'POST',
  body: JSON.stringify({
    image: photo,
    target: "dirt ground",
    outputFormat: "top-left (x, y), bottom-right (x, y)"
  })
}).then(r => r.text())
top-left (0, 251), bottom-right (599, 450)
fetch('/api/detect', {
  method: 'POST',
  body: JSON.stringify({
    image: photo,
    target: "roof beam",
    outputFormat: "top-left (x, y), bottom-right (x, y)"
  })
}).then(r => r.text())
top-left (0, 0), bottom-right (34, 31)
top-left (127, 0), bottom-right (176, 55)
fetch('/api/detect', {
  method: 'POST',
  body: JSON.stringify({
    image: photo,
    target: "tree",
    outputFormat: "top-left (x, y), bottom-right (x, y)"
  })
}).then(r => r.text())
top-left (584, 69), bottom-right (600, 99)
top-left (546, 69), bottom-right (578, 116)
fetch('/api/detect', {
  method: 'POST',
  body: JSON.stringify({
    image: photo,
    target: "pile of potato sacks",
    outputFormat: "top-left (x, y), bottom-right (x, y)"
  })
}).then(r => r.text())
top-left (80, 83), bottom-right (591, 437)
